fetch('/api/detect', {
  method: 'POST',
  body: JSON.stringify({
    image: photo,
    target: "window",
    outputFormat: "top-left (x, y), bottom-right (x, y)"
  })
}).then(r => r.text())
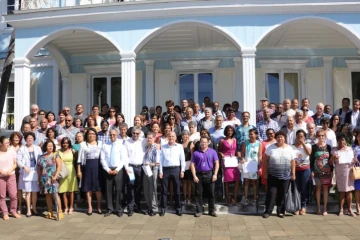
top-left (5, 82), bottom-right (14, 130)
top-left (352, 72), bottom-right (360, 100)
top-left (92, 76), bottom-right (121, 110)
top-left (179, 72), bottom-right (213, 103)
top-left (265, 72), bottom-right (300, 103)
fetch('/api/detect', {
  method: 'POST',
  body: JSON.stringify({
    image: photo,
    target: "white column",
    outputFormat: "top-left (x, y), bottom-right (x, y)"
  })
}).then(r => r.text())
top-left (233, 57), bottom-right (243, 111)
top-left (323, 57), bottom-right (334, 107)
top-left (144, 60), bottom-right (155, 107)
top-left (241, 48), bottom-right (257, 126)
top-left (121, 52), bottom-right (136, 122)
top-left (14, 58), bottom-right (31, 130)
top-left (62, 77), bottom-right (68, 108)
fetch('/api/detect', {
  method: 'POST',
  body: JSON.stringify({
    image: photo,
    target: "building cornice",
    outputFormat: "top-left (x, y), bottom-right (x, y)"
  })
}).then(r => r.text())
top-left (5, 1), bottom-right (360, 28)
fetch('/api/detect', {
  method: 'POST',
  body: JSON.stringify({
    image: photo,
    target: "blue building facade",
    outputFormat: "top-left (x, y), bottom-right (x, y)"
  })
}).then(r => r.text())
top-left (1, 0), bottom-right (360, 130)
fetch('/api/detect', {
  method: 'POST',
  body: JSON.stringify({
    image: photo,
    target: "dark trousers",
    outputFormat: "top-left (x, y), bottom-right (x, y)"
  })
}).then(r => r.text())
top-left (264, 175), bottom-right (290, 214)
top-left (127, 166), bottom-right (143, 211)
top-left (105, 169), bottom-right (123, 213)
top-left (161, 167), bottom-right (181, 212)
top-left (195, 171), bottom-right (215, 213)
top-left (295, 168), bottom-right (311, 208)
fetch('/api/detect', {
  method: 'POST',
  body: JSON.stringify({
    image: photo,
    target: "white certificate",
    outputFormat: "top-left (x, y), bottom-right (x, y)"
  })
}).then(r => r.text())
top-left (127, 167), bottom-right (135, 181)
top-left (224, 156), bottom-right (238, 168)
top-left (244, 161), bottom-right (258, 173)
top-left (185, 161), bottom-right (191, 170)
top-left (338, 150), bottom-right (354, 164)
top-left (23, 168), bottom-right (38, 182)
top-left (142, 165), bottom-right (153, 177)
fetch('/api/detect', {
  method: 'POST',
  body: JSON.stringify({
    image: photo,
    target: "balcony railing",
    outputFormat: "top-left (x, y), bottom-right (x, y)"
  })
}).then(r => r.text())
top-left (20, 0), bottom-right (129, 10)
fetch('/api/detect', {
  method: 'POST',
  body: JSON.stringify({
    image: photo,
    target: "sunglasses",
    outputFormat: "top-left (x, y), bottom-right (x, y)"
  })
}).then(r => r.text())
top-left (109, 111), bottom-right (115, 113)
top-left (65, 120), bottom-right (72, 122)
top-left (322, 122), bottom-right (330, 125)
top-left (303, 109), bottom-right (309, 111)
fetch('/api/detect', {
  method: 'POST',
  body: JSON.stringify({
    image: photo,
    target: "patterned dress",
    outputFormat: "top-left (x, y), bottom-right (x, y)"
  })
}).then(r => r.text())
top-left (38, 153), bottom-right (59, 194)
top-left (352, 145), bottom-right (360, 190)
top-left (332, 147), bottom-right (354, 192)
top-left (310, 144), bottom-right (332, 186)
top-left (243, 140), bottom-right (260, 179)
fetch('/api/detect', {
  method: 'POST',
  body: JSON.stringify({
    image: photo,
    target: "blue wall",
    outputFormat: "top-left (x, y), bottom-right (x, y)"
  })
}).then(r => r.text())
top-left (31, 66), bottom-right (54, 111)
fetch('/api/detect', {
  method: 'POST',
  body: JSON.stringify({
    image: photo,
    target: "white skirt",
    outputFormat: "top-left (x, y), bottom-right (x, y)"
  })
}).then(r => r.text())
top-left (18, 173), bottom-right (40, 192)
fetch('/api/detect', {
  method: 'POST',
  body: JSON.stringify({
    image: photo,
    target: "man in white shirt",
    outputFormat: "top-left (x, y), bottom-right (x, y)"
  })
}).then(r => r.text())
top-left (301, 98), bottom-right (315, 117)
top-left (280, 116), bottom-right (296, 145)
top-left (294, 110), bottom-right (307, 133)
top-left (159, 131), bottom-right (185, 217)
top-left (125, 126), bottom-right (147, 216)
top-left (101, 129), bottom-right (129, 217)
top-left (232, 101), bottom-right (242, 120)
top-left (193, 103), bottom-right (204, 123)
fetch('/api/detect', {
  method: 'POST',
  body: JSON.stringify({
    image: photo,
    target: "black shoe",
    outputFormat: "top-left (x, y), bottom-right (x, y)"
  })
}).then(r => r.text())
top-left (86, 212), bottom-right (92, 216)
top-left (194, 213), bottom-right (202, 217)
top-left (262, 213), bottom-right (270, 219)
top-left (104, 210), bottom-right (113, 217)
top-left (209, 212), bottom-right (217, 217)
top-left (149, 211), bottom-right (157, 217)
top-left (25, 214), bottom-right (31, 218)
top-left (138, 209), bottom-right (147, 215)
top-left (128, 211), bottom-right (134, 217)
top-left (117, 212), bottom-right (123, 217)
top-left (159, 210), bottom-right (165, 217)
top-left (176, 210), bottom-right (182, 216)
top-left (97, 210), bottom-right (103, 215)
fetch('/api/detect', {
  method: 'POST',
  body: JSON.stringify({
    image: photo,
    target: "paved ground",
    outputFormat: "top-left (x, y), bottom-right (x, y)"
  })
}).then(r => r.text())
top-left (0, 211), bottom-right (359, 240)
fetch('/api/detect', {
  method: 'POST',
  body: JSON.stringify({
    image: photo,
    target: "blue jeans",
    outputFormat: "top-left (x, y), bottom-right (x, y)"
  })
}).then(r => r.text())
top-left (295, 168), bottom-right (311, 208)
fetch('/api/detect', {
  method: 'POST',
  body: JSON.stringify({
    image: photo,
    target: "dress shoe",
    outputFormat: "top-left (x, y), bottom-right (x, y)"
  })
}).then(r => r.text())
top-left (86, 212), bottom-right (92, 216)
top-left (262, 213), bottom-right (270, 218)
top-left (176, 210), bottom-right (182, 216)
top-left (117, 212), bottom-right (123, 217)
top-left (209, 211), bottom-right (217, 217)
top-left (159, 210), bottom-right (165, 217)
top-left (149, 211), bottom-right (157, 217)
top-left (194, 212), bottom-right (202, 217)
top-left (128, 211), bottom-right (134, 217)
top-left (104, 210), bottom-right (113, 217)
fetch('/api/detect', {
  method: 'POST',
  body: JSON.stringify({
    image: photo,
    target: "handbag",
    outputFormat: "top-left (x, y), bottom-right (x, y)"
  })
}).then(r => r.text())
top-left (350, 163), bottom-right (360, 180)
top-left (285, 180), bottom-right (301, 213)
top-left (55, 152), bottom-right (69, 180)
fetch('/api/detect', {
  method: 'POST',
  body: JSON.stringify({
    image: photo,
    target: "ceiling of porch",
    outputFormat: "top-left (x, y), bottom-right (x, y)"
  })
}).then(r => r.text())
top-left (139, 26), bottom-right (238, 53)
top-left (46, 30), bottom-right (119, 55)
top-left (258, 20), bottom-right (356, 49)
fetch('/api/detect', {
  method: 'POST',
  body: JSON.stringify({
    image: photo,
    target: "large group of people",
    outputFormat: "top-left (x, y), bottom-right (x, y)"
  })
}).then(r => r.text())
top-left (0, 96), bottom-right (360, 221)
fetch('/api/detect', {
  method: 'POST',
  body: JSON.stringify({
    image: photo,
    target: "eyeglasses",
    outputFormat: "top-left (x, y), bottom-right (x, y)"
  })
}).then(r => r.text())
top-left (109, 134), bottom-right (117, 136)
top-left (132, 132), bottom-right (140, 135)
top-left (64, 110), bottom-right (70, 112)
top-left (303, 109), bottom-right (309, 112)
top-left (65, 120), bottom-right (72, 122)
top-left (318, 135), bottom-right (325, 137)
top-left (322, 122), bottom-right (330, 125)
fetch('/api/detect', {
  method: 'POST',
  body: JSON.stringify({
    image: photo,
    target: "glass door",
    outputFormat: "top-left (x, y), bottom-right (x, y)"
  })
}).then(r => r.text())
top-left (92, 76), bottom-right (121, 110)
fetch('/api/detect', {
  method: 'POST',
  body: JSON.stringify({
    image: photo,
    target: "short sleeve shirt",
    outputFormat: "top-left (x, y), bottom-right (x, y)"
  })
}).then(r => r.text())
top-left (265, 144), bottom-right (295, 180)
top-left (191, 148), bottom-right (219, 172)
top-left (0, 149), bottom-right (16, 177)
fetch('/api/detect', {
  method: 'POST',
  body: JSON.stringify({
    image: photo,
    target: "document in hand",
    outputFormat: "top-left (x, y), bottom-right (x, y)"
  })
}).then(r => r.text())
top-left (23, 167), bottom-right (38, 181)
top-left (142, 165), bottom-right (153, 177)
top-left (127, 166), bottom-right (136, 182)
top-left (224, 156), bottom-right (238, 168)
top-left (338, 150), bottom-right (354, 164)
top-left (185, 161), bottom-right (191, 170)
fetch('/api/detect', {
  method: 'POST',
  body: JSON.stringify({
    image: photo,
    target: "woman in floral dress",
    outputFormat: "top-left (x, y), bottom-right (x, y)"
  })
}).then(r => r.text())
top-left (352, 132), bottom-right (360, 214)
top-left (37, 140), bottom-right (63, 220)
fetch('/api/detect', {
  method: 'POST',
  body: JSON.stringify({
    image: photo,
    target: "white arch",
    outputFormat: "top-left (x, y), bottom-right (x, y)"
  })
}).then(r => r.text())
top-left (45, 44), bottom-right (70, 78)
top-left (132, 19), bottom-right (244, 53)
top-left (25, 26), bottom-right (124, 58)
top-left (253, 16), bottom-right (360, 49)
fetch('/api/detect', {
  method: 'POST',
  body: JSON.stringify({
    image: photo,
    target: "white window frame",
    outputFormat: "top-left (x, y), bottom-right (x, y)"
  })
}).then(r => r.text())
top-left (171, 60), bottom-right (219, 104)
top-left (346, 60), bottom-right (360, 100)
top-left (1, 73), bottom-right (14, 130)
top-left (260, 59), bottom-right (308, 101)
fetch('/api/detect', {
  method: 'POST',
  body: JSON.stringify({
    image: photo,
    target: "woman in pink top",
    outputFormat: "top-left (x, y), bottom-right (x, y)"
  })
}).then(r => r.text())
top-left (9, 132), bottom-right (22, 214)
top-left (46, 111), bottom-right (57, 129)
top-left (0, 136), bottom-right (21, 220)
top-left (301, 106), bottom-right (314, 124)
top-left (218, 125), bottom-right (240, 205)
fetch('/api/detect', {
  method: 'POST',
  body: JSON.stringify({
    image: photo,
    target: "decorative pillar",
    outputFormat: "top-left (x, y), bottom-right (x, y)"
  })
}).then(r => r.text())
top-left (62, 77), bottom-right (68, 108)
top-left (323, 57), bottom-right (334, 107)
top-left (14, 58), bottom-right (31, 130)
top-left (144, 60), bottom-right (155, 107)
top-left (241, 48), bottom-right (257, 126)
top-left (121, 52), bottom-right (136, 122)
top-left (233, 57), bottom-right (243, 111)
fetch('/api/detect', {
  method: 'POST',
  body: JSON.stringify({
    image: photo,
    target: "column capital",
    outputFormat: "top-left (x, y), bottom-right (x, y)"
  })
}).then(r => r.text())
top-left (322, 57), bottom-right (334, 63)
top-left (121, 52), bottom-right (136, 61)
top-left (241, 48), bottom-right (256, 57)
top-left (144, 60), bottom-right (155, 66)
top-left (233, 57), bottom-right (242, 66)
top-left (13, 57), bottom-right (30, 67)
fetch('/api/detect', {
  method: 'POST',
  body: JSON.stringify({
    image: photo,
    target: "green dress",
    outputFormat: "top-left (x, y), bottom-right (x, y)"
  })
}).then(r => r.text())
top-left (58, 150), bottom-right (79, 193)
top-left (38, 153), bottom-right (59, 194)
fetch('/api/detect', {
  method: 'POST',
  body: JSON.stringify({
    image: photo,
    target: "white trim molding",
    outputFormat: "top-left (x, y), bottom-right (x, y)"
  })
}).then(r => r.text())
top-left (258, 59), bottom-right (309, 70)
top-left (345, 60), bottom-right (360, 71)
top-left (171, 60), bottom-right (220, 71)
top-left (83, 64), bottom-right (122, 74)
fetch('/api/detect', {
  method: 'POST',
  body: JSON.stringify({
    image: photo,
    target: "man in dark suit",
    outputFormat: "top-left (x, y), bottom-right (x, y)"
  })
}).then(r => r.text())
top-left (344, 99), bottom-right (360, 129)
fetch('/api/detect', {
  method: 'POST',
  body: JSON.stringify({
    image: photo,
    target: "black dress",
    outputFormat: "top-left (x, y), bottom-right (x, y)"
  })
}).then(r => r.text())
top-left (183, 141), bottom-right (193, 180)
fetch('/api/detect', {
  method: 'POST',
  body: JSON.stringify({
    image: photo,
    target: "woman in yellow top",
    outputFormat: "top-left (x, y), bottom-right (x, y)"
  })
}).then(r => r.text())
top-left (58, 137), bottom-right (78, 214)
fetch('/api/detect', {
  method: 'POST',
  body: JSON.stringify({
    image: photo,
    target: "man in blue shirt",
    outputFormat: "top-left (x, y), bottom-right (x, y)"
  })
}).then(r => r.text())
top-left (209, 115), bottom-right (225, 145)
top-left (191, 136), bottom-right (219, 217)
top-left (235, 111), bottom-right (256, 151)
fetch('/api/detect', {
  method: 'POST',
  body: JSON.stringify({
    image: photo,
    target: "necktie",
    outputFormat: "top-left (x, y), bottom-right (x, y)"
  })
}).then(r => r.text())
top-left (110, 143), bottom-right (116, 167)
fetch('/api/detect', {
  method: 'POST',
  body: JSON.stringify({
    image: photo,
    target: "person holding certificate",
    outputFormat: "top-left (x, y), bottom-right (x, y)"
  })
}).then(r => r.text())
top-left (142, 132), bottom-right (160, 216)
top-left (218, 125), bottom-right (240, 206)
top-left (17, 132), bottom-right (42, 217)
top-left (330, 133), bottom-right (357, 217)
top-left (241, 129), bottom-right (262, 206)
